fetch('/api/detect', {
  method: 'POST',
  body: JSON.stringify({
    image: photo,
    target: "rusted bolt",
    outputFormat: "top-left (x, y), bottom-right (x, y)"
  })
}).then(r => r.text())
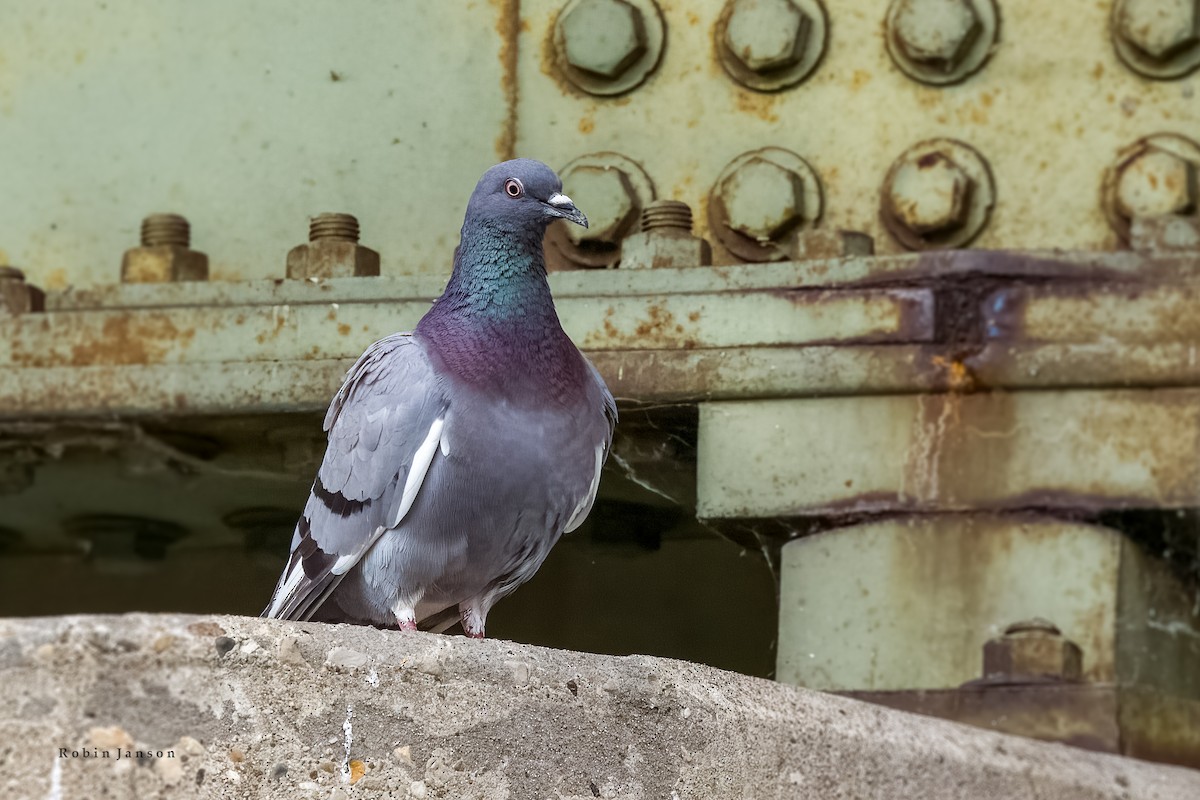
top-left (563, 165), bottom-right (640, 246)
top-left (287, 213), bottom-right (380, 280)
top-left (881, 138), bottom-right (995, 250)
top-left (560, 0), bottom-right (646, 78)
top-left (725, 0), bottom-right (810, 72)
top-left (1115, 148), bottom-right (1198, 218)
top-left (544, 152), bottom-right (655, 270)
top-left (620, 199), bottom-right (713, 269)
top-left (716, 0), bottom-right (828, 91)
top-left (641, 199), bottom-right (695, 232)
top-left (0, 266), bottom-right (46, 316)
top-left (709, 147), bottom-right (823, 262)
top-left (981, 618), bottom-right (1083, 684)
top-left (885, 0), bottom-right (999, 85)
top-left (121, 213), bottom-right (209, 283)
top-left (720, 158), bottom-right (805, 242)
top-left (1113, 0), bottom-right (1200, 79)
top-left (553, 0), bottom-right (665, 96)
top-left (1104, 134), bottom-right (1200, 243)
top-left (889, 152), bottom-right (973, 235)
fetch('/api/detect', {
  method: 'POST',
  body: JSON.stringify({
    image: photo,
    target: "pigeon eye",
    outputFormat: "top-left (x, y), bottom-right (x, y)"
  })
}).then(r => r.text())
top-left (504, 179), bottom-right (524, 198)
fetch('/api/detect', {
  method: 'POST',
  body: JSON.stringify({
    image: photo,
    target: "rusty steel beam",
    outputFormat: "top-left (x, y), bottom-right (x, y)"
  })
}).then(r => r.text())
top-left (841, 684), bottom-right (1200, 770)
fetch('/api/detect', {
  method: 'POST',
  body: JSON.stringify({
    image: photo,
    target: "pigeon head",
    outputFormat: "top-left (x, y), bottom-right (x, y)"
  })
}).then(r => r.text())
top-left (466, 159), bottom-right (588, 233)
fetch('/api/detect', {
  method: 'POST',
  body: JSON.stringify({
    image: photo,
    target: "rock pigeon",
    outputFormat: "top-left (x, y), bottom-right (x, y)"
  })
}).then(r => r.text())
top-left (263, 159), bottom-right (616, 638)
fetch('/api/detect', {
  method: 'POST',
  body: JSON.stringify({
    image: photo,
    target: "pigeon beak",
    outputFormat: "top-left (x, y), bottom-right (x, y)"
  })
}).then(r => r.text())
top-left (545, 193), bottom-right (588, 228)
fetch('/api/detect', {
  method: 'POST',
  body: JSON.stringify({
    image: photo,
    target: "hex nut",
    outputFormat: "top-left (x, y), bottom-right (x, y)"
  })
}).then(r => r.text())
top-left (789, 229), bottom-right (875, 260)
top-left (120, 247), bottom-right (209, 283)
top-left (0, 267), bottom-right (46, 315)
top-left (1130, 214), bottom-right (1200, 251)
top-left (885, 0), bottom-right (998, 85)
top-left (720, 158), bottom-right (806, 242)
top-left (982, 619), bottom-right (1083, 683)
top-left (1113, 0), bottom-right (1200, 78)
top-left (554, 0), bottom-right (665, 96)
top-left (560, 0), bottom-right (647, 79)
top-left (1115, 147), bottom-right (1198, 218)
top-left (880, 138), bottom-right (995, 251)
top-left (716, 0), bottom-right (828, 91)
top-left (724, 0), bottom-right (811, 73)
top-left (287, 242), bottom-right (380, 280)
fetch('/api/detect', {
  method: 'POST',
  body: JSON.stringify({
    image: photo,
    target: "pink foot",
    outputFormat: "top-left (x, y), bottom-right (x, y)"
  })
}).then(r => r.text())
top-left (460, 604), bottom-right (486, 639)
top-left (398, 619), bottom-right (418, 632)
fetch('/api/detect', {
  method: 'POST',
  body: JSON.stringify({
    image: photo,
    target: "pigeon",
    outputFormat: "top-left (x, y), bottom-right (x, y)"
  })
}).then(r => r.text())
top-left (263, 159), bottom-right (616, 638)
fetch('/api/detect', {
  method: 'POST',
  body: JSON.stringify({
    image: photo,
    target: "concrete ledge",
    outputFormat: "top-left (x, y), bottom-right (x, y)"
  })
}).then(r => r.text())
top-left (1, 614), bottom-right (1197, 799)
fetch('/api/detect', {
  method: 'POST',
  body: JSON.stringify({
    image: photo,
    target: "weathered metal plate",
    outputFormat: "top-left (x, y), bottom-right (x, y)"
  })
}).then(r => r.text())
top-left (0, 0), bottom-right (517, 290)
top-left (517, 0), bottom-right (1200, 259)
top-left (698, 389), bottom-right (1200, 518)
top-left (776, 516), bottom-right (1124, 691)
top-left (986, 282), bottom-right (1200, 344)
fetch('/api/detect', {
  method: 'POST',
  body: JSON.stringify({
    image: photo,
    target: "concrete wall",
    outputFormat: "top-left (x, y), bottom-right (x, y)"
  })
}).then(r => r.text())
top-left (2, 613), bottom-right (1198, 799)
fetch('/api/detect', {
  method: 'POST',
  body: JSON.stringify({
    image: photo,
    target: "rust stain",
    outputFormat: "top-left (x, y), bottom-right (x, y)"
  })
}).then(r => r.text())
top-left (337, 323), bottom-right (352, 336)
top-left (1092, 62), bottom-right (1104, 80)
top-left (43, 268), bottom-right (68, 291)
top-left (849, 69), bottom-right (872, 91)
top-left (578, 111), bottom-right (595, 134)
top-left (734, 91), bottom-right (780, 123)
top-left (256, 312), bottom-right (289, 345)
top-left (491, 0), bottom-right (521, 160)
top-left (25, 313), bottom-right (198, 367)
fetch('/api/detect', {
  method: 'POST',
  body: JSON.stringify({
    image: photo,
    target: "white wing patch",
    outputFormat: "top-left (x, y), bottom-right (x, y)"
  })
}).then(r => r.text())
top-left (565, 442), bottom-right (606, 533)
top-left (266, 560), bottom-right (306, 617)
top-left (391, 416), bottom-right (445, 529)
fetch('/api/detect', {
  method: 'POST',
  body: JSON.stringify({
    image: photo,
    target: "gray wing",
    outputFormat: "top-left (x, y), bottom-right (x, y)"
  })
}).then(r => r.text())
top-left (563, 357), bottom-right (617, 534)
top-left (263, 333), bottom-right (449, 621)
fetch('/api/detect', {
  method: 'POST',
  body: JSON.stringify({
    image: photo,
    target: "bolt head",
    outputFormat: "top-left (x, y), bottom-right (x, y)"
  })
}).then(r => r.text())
top-left (983, 620), bottom-right (1083, 683)
top-left (1116, 147), bottom-right (1199, 218)
top-left (561, 165), bottom-right (640, 245)
top-left (724, 0), bottom-right (812, 73)
top-left (892, 0), bottom-right (983, 73)
top-left (559, 0), bottom-right (648, 80)
top-left (1119, 0), bottom-right (1200, 61)
top-left (888, 152), bottom-right (974, 235)
top-left (719, 157), bottom-right (806, 242)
